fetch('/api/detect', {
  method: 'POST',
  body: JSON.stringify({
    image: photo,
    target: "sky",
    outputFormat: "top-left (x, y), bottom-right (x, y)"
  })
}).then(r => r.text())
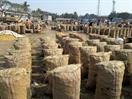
top-left (12, 0), bottom-right (132, 16)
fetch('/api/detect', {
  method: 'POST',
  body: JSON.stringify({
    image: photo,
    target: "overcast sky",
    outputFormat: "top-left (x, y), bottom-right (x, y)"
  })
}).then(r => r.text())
top-left (12, 0), bottom-right (132, 15)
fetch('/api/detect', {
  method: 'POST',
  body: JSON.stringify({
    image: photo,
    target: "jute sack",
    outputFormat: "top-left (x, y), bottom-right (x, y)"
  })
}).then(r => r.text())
top-left (43, 55), bottom-right (69, 71)
top-left (96, 42), bottom-right (107, 52)
top-left (124, 43), bottom-right (132, 49)
top-left (40, 36), bottom-right (56, 42)
top-left (65, 38), bottom-right (80, 44)
top-left (87, 52), bottom-right (111, 89)
top-left (112, 49), bottom-right (132, 85)
top-left (40, 37), bottom-right (58, 49)
top-left (0, 68), bottom-right (30, 99)
top-left (82, 41), bottom-right (88, 46)
top-left (98, 35), bottom-right (108, 42)
top-left (44, 51), bottom-right (67, 94)
top-left (52, 64), bottom-right (81, 99)
top-left (42, 42), bottom-right (58, 49)
top-left (43, 48), bottom-right (63, 57)
top-left (104, 45), bottom-right (121, 59)
top-left (105, 38), bottom-right (117, 44)
top-left (112, 49), bottom-right (132, 61)
top-left (19, 25), bottom-right (26, 34)
top-left (80, 46), bottom-right (97, 78)
top-left (68, 41), bottom-right (82, 64)
top-left (4, 49), bottom-right (32, 72)
top-left (4, 49), bottom-right (32, 87)
top-left (87, 39), bottom-right (100, 46)
top-left (95, 61), bottom-right (125, 99)
top-left (64, 38), bottom-right (80, 54)
top-left (128, 53), bottom-right (132, 88)
top-left (13, 37), bottom-right (31, 51)
top-left (104, 45), bottom-right (121, 52)
top-left (0, 56), bottom-right (7, 69)
top-left (89, 34), bottom-right (100, 39)
top-left (69, 33), bottom-right (84, 41)
top-left (40, 37), bottom-right (54, 44)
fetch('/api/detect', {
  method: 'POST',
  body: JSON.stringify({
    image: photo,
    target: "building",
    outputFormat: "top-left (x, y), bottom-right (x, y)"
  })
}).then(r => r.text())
top-left (43, 14), bottom-right (52, 21)
top-left (5, 10), bottom-right (28, 17)
top-left (56, 18), bottom-right (76, 24)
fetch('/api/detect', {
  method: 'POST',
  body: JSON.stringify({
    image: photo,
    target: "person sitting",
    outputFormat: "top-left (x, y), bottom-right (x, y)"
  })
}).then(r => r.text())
top-left (89, 22), bottom-right (93, 27)
top-left (34, 24), bottom-right (42, 33)
top-left (116, 35), bottom-right (125, 45)
top-left (24, 19), bottom-right (33, 33)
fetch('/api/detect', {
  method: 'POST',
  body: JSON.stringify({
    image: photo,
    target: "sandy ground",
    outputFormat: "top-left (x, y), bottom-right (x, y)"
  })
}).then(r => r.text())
top-left (25, 28), bottom-right (57, 43)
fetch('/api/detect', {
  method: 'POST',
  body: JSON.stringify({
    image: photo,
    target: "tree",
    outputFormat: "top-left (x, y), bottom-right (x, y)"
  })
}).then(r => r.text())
top-left (0, 0), bottom-right (12, 10)
top-left (22, 1), bottom-right (30, 13)
top-left (32, 8), bottom-right (44, 18)
top-left (108, 12), bottom-right (132, 20)
top-left (9, 3), bottom-right (22, 12)
top-left (0, 0), bottom-right (12, 16)
top-left (108, 12), bottom-right (117, 20)
top-left (59, 12), bottom-right (78, 19)
top-left (73, 12), bottom-right (78, 19)
top-left (117, 12), bottom-right (130, 19)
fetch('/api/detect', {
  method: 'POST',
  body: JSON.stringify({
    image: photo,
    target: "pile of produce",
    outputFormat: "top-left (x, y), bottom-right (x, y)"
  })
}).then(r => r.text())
top-left (0, 30), bottom-right (24, 41)
top-left (0, 34), bottom-right (16, 41)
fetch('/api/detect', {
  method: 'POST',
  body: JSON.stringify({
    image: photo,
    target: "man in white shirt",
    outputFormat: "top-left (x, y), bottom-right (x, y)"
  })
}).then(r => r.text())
top-left (116, 35), bottom-right (124, 44)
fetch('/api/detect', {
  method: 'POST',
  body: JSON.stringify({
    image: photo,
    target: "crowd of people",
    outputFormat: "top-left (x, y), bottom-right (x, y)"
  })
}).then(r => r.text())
top-left (0, 18), bottom-right (47, 34)
top-left (19, 19), bottom-right (45, 33)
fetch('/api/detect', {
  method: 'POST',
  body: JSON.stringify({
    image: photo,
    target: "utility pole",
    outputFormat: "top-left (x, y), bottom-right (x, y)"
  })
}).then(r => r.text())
top-left (112, 0), bottom-right (116, 13)
top-left (97, 0), bottom-right (100, 16)
top-left (97, 0), bottom-right (101, 35)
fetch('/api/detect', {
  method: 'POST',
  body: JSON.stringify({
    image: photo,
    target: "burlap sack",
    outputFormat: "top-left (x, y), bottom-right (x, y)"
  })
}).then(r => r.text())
top-left (104, 45), bottom-right (121, 52)
top-left (52, 64), bottom-right (81, 99)
top-left (124, 43), bottom-right (132, 49)
top-left (0, 68), bottom-right (30, 99)
top-left (95, 61), bottom-right (125, 99)
top-left (89, 34), bottom-right (100, 39)
top-left (69, 33), bottom-right (84, 41)
top-left (65, 38), bottom-right (80, 44)
top-left (87, 52), bottom-right (111, 89)
top-left (96, 42), bottom-right (107, 52)
top-left (68, 41), bottom-right (82, 64)
top-left (82, 41), bottom-right (88, 46)
top-left (4, 49), bottom-right (32, 72)
top-left (105, 38), bottom-right (117, 44)
top-left (0, 56), bottom-right (7, 69)
top-left (80, 46), bottom-right (97, 78)
top-left (98, 35), bottom-right (108, 42)
top-left (87, 39), bottom-right (100, 46)
top-left (43, 55), bottom-right (69, 71)
top-left (19, 25), bottom-right (26, 34)
top-left (112, 49), bottom-right (132, 85)
top-left (13, 37), bottom-right (31, 51)
top-left (128, 53), bottom-right (132, 89)
top-left (40, 37), bottom-right (52, 44)
top-left (42, 42), bottom-right (58, 49)
top-left (112, 49), bottom-right (132, 61)
top-left (43, 48), bottom-right (63, 57)
top-left (104, 45), bottom-right (121, 59)
top-left (63, 38), bottom-right (80, 54)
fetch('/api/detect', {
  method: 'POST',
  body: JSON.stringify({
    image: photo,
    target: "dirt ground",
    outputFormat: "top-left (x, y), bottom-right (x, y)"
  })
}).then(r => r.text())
top-left (25, 28), bottom-right (57, 43)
